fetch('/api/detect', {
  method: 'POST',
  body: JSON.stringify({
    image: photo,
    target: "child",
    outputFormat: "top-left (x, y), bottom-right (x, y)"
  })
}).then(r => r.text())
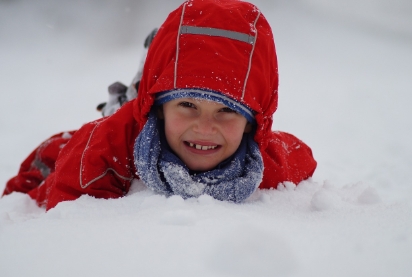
top-left (4, 0), bottom-right (316, 210)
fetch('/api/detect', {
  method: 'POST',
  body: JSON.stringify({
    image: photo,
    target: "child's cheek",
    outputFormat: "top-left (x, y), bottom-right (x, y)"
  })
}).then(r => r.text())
top-left (165, 113), bottom-right (189, 138)
top-left (223, 118), bottom-right (247, 133)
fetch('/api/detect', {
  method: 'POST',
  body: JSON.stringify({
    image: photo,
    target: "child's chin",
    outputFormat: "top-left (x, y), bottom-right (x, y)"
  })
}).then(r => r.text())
top-left (186, 162), bottom-right (218, 172)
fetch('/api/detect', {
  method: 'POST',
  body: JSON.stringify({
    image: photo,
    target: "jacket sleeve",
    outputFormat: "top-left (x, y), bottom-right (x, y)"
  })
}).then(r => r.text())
top-left (29, 102), bottom-right (140, 210)
top-left (259, 131), bottom-right (317, 189)
top-left (2, 131), bottom-right (75, 196)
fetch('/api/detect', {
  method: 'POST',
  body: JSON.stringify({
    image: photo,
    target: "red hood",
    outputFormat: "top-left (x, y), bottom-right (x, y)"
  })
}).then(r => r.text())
top-left (133, 0), bottom-right (279, 150)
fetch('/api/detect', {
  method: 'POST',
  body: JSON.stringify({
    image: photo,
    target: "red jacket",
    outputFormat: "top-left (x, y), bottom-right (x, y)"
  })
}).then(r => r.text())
top-left (5, 0), bottom-right (316, 210)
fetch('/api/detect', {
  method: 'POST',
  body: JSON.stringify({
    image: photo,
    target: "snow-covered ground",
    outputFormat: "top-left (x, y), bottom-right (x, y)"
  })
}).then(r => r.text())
top-left (1, 1), bottom-right (411, 276)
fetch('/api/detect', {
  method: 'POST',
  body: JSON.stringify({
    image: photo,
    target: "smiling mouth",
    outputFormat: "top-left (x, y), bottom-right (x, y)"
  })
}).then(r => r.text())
top-left (185, 142), bottom-right (220, 151)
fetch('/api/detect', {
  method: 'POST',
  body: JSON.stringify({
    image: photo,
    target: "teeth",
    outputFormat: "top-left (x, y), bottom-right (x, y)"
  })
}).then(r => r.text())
top-left (188, 142), bottom-right (217, 150)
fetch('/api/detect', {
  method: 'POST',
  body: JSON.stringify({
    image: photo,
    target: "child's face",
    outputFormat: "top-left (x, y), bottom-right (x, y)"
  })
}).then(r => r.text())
top-left (161, 98), bottom-right (251, 171)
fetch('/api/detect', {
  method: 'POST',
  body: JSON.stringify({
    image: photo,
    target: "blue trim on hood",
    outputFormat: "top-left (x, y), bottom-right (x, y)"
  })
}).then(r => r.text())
top-left (154, 89), bottom-right (255, 123)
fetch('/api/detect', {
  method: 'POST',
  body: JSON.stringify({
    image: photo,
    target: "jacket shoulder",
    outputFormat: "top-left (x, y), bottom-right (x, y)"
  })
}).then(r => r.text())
top-left (44, 102), bottom-right (141, 209)
top-left (259, 131), bottom-right (317, 189)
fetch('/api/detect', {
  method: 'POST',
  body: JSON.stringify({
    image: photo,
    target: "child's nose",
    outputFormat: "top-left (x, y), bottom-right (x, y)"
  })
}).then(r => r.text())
top-left (193, 114), bottom-right (216, 135)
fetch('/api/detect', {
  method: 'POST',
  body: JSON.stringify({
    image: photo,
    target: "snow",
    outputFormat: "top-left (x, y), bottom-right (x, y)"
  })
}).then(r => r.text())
top-left (1, 0), bottom-right (412, 276)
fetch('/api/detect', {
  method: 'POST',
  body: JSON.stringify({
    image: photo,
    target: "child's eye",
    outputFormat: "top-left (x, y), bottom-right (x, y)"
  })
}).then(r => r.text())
top-left (178, 101), bottom-right (196, 108)
top-left (219, 107), bottom-right (237, 113)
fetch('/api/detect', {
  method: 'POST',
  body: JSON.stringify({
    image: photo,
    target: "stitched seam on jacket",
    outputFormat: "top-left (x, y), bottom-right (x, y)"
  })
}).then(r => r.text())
top-left (242, 11), bottom-right (261, 100)
top-left (79, 122), bottom-right (133, 189)
top-left (174, 1), bottom-right (187, 88)
top-left (81, 168), bottom-right (133, 189)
